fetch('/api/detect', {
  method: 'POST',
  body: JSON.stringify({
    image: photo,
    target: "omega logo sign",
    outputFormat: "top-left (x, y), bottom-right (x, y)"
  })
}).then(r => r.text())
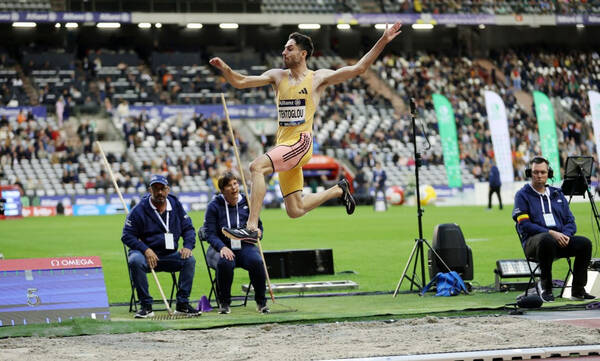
top-left (50, 259), bottom-right (95, 267)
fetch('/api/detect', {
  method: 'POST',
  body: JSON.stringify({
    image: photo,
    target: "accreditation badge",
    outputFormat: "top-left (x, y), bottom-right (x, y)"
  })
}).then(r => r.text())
top-left (543, 213), bottom-right (556, 227)
top-left (165, 233), bottom-right (175, 250)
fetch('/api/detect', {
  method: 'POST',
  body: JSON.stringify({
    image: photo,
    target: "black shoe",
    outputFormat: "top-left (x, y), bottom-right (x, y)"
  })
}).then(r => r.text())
top-left (175, 303), bottom-right (201, 316)
top-left (222, 227), bottom-right (258, 243)
top-left (571, 290), bottom-right (596, 301)
top-left (257, 301), bottom-right (270, 314)
top-left (218, 303), bottom-right (231, 314)
top-left (338, 179), bottom-right (355, 215)
top-left (537, 281), bottom-right (554, 302)
top-left (134, 305), bottom-right (154, 319)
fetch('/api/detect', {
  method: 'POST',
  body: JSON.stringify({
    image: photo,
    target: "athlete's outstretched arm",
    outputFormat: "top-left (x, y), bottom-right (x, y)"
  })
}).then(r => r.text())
top-left (315, 22), bottom-right (402, 88)
top-left (209, 57), bottom-right (280, 89)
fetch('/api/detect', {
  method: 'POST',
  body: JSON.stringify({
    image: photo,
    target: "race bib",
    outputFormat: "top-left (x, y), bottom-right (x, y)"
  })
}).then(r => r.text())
top-left (279, 98), bottom-right (306, 126)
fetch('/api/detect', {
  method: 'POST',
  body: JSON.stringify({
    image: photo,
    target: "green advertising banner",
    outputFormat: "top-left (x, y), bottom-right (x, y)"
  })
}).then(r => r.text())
top-left (433, 93), bottom-right (462, 188)
top-left (533, 91), bottom-right (561, 183)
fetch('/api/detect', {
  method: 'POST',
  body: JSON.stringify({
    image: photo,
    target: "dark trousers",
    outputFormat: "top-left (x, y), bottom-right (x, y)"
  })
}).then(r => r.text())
top-left (208, 244), bottom-right (266, 306)
top-left (128, 249), bottom-right (196, 307)
top-left (525, 233), bottom-right (592, 292)
top-left (488, 185), bottom-right (502, 209)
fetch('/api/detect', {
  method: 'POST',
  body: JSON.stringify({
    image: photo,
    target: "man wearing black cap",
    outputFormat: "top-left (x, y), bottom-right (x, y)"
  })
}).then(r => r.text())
top-left (122, 174), bottom-right (200, 318)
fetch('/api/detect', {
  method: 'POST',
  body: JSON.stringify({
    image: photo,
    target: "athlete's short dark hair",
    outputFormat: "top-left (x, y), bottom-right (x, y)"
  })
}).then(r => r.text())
top-left (218, 172), bottom-right (238, 192)
top-left (288, 32), bottom-right (314, 61)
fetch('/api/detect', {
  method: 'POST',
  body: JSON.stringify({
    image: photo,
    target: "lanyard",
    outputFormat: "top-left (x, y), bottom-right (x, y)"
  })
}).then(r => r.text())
top-left (529, 184), bottom-right (552, 215)
top-left (539, 190), bottom-right (552, 215)
top-left (153, 208), bottom-right (169, 233)
top-left (222, 195), bottom-right (239, 229)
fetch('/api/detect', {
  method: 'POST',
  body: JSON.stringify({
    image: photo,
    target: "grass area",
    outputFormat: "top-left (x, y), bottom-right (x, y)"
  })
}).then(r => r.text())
top-left (1, 203), bottom-right (597, 337)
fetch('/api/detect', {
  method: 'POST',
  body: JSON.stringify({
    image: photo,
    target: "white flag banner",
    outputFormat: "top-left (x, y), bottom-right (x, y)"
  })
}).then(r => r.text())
top-left (484, 90), bottom-right (514, 183)
top-left (589, 90), bottom-right (600, 161)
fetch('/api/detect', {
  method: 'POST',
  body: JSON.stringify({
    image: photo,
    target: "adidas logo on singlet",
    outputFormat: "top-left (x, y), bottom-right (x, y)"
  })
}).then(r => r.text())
top-left (298, 88), bottom-right (308, 94)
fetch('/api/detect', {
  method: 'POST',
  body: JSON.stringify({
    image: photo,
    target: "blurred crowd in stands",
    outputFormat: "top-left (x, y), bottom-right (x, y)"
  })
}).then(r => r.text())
top-left (373, 50), bottom-right (599, 182)
top-left (1, 43), bottom-right (600, 197)
top-left (381, 0), bottom-right (599, 14)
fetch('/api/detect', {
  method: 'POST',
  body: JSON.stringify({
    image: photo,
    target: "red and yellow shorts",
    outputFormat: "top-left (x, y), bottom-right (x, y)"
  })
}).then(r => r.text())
top-left (266, 132), bottom-right (312, 197)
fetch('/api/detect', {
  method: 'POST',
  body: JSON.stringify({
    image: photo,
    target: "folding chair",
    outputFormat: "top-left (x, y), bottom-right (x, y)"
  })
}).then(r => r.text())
top-left (515, 224), bottom-right (573, 298)
top-left (198, 227), bottom-right (250, 308)
top-left (124, 244), bottom-right (179, 312)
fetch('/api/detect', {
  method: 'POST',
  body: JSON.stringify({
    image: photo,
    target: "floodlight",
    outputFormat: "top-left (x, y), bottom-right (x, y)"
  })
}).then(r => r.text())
top-left (219, 23), bottom-right (238, 29)
top-left (298, 24), bottom-right (320, 30)
top-left (96, 22), bottom-right (121, 29)
top-left (412, 23), bottom-right (434, 30)
top-left (13, 22), bottom-right (36, 28)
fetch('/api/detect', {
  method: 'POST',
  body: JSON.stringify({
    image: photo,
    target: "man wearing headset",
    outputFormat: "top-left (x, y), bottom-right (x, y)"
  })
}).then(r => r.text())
top-left (513, 156), bottom-right (595, 302)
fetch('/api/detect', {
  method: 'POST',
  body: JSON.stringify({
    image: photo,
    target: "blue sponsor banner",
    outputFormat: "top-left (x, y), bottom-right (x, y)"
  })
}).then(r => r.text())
top-left (178, 191), bottom-right (211, 211)
top-left (74, 195), bottom-right (106, 205)
top-left (431, 184), bottom-right (475, 198)
top-left (108, 194), bottom-right (141, 209)
top-left (39, 195), bottom-right (72, 207)
top-left (555, 14), bottom-right (585, 24)
top-left (0, 12), bottom-right (130, 23)
top-left (129, 104), bottom-right (277, 121)
top-left (0, 106), bottom-right (46, 121)
top-left (72, 204), bottom-right (124, 216)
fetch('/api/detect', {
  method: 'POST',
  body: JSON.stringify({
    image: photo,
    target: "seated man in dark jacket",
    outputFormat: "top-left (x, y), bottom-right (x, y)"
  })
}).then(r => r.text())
top-left (512, 156), bottom-right (594, 302)
top-left (203, 172), bottom-right (268, 314)
top-left (121, 174), bottom-right (199, 318)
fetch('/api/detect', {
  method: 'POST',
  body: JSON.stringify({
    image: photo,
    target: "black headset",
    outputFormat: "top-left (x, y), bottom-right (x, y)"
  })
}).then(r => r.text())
top-left (525, 156), bottom-right (554, 179)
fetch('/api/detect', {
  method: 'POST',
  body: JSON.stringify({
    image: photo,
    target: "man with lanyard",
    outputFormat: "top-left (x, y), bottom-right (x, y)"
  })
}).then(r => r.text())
top-left (122, 174), bottom-right (200, 318)
top-left (513, 156), bottom-right (594, 302)
top-left (209, 22), bottom-right (403, 242)
top-left (202, 172), bottom-right (268, 314)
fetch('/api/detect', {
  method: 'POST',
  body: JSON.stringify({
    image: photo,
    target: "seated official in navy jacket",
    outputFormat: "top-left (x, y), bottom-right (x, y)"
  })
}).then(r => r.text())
top-left (512, 156), bottom-right (594, 303)
top-left (121, 174), bottom-right (200, 318)
top-left (203, 172), bottom-right (269, 314)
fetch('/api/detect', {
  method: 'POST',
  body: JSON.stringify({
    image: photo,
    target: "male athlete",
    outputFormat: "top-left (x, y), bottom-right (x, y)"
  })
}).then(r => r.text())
top-left (210, 22), bottom-right (403, 242)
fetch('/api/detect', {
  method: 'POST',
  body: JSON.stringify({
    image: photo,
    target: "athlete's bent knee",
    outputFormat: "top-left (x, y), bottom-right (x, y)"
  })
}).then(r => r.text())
top-left (250, 157), bottom-right (272, 175)
top-left (285, 206), bottom-right (304, 218)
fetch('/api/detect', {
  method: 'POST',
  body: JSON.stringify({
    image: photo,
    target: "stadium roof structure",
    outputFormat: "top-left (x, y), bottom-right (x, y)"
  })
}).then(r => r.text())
top-left (0, 11), bottom-right (597, 27)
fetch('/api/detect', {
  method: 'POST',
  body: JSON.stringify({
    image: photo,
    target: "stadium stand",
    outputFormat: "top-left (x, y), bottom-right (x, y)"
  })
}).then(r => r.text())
top-left (0, 0), bottom-right (51, 11)
top-left (374, 51), bottom-right (598, 182)
top-left (1, 17), bottom-right (599, 200)
top-left (377, 0), bottom-right (599, 14)
top-left (0, 51), bottom-right (27, 107)
top-left (261, 0), bottom-right (360, 13)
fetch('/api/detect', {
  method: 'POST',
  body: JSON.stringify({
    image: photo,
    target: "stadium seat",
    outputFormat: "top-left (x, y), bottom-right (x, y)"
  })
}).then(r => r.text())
top-left (197, 227), bottom-right (250, 309)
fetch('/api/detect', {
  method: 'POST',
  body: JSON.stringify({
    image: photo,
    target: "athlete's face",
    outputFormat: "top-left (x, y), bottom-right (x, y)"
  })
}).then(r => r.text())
top-left (282, 39), bottom-right (306, 69)
top-left (222, 178), bottom-right (239, 205)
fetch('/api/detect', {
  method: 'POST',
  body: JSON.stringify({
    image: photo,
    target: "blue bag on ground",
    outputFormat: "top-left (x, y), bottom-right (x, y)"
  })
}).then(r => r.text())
top-left (420, 271), bottom-right (469, 296)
